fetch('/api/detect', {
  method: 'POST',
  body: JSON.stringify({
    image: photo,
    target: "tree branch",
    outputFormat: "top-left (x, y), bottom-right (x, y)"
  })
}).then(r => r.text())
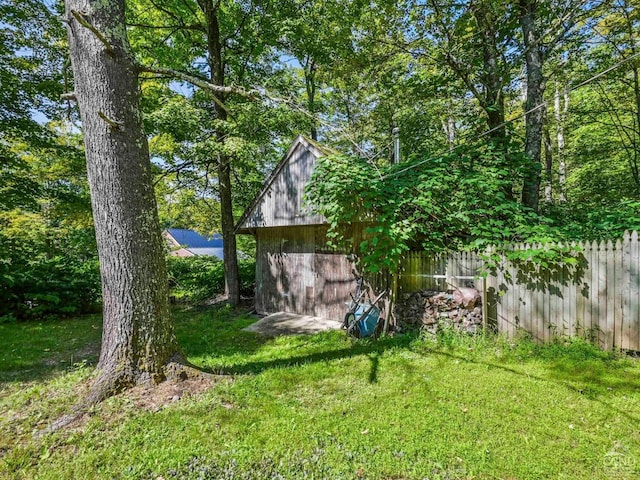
top-left (70, 10), bottom-right (115, 56)
top-left (98, 111), bottom-right (124, 129)
top-left (126, 22), bottom-right (205, 32)
top-left (137, 65), bottom-right (260, 112)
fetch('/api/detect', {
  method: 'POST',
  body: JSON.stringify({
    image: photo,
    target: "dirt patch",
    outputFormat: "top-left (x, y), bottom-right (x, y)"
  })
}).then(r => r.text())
top-left (125, 374), bottom-right (227, 412)
top-left (39, 373), bottom-right (230, 436)
top-left (40, 341), bottom-right (101, 368)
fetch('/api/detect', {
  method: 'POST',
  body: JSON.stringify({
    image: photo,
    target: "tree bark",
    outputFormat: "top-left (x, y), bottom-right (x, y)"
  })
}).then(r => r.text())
top-left (65, 0), bottom-right (184, 400)
top-left (543, 112), bottom-right (553, 204)
top-left (554, 82), bottom-right (568, 203)
top-left (304, 56), bottom-right (318, 141)
top-left (199, 0), bottom-right (241, 306)
top-left (520, 0), bottom-right (545, 212)
top-left (471, 1), bottom-right (512, 199)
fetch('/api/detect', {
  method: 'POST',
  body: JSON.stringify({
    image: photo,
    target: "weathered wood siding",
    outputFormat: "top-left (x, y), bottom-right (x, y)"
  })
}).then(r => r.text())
top-left (242, 142), bottom-right (325, 230)
top-left (399, 232), bottom-right (640, 351)
top-left (255, 226), bottom-right (355, 320)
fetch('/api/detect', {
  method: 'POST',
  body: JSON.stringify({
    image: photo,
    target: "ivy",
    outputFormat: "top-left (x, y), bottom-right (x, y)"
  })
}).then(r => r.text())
top-left (306, 145), bottom-right (579, 275)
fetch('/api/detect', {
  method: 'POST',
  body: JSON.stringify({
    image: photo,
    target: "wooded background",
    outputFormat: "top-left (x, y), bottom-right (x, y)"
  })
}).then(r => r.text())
top-left (2, 0), bottom-right (640, 322)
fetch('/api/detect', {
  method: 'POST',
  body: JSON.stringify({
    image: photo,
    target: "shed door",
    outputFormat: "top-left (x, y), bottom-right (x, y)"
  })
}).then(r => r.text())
top-left (314, 253), bottom-right (355, 321)
top-left (277, 227), bottom-right (316, 316)
top-left (287, 251), bottom-right (315, 316)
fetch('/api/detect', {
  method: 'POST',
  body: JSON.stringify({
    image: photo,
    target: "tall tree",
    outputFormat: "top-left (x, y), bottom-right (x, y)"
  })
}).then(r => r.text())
top-left (407, 0), bottom-right (519, 199)
top-left (65, 0), bottom-right (186, 401)
top-left (128, 0), bottom-right (301, 306)
top-left (277, 0), bottom-right (366, 141)
top-left (517, 0), bottom-right (602, 210)
top-left (0, 0), bottom-right (63, 210)
top-left (592, 0), bottom-right (640, 196)
top-left (519, 0), bottom-right (545, 211)
top-left (197, 0), bottom-right (241, 305)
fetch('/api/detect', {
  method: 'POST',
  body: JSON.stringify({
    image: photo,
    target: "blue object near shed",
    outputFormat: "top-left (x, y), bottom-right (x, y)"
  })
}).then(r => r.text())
top-left (353, 303), bottom-right (381, 338)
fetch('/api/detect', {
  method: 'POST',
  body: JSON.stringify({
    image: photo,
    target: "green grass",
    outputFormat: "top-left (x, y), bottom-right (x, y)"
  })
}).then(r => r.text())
top-left (1, 308), bottom-right (639, 479)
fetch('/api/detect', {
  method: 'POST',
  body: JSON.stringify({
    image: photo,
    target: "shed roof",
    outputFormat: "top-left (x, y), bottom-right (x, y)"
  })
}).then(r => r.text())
top-left (236, 135), bottom-right (336, 233)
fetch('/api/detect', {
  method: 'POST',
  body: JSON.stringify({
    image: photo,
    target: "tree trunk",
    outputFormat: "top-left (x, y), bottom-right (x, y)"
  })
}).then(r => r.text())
top-left (543, 112), bottom-right (553, 204)
top-left (554, 83), bottom-right (568, 203)
top-left (627, 1), bottom-right (640, 197)
top-left (630, 62), bottom-right (640, 196)
top-left (200, 0), bottom-right (241, 306)
top-left (65, 0), bottom-right (184, 400)
top-left (472, 1), bottom-right (512, 199)
top-left (520, 0), bottom-right (545, 212)
top-left (443, 101), bottom-right (455, 149)
top-left (304, 56), bottom-right (318, 141)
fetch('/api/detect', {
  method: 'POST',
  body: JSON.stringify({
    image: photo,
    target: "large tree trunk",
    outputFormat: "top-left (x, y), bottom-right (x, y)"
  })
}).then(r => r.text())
top-left (199, 0), bottom-right (241, 306)
top-left (66, 0), bottom-right (184, 401)
top-left (520, 0), bottom-right (545, 212)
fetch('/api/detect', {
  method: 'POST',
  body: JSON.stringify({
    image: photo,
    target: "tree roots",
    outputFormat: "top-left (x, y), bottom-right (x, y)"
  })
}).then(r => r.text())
top-left (41, 358), bottom-right (219, 435)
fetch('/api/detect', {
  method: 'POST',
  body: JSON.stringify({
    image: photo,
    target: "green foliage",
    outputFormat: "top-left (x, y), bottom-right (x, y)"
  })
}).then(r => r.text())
top-left (544, 200), bottom-right (640, 240)
top-left (0, 1), bottom-right (96, 322)
top-left (0, 253), bottom-right (101, 322)
top-left (0, 191), bottom-right (98, 322)
top-left (130, 0), bottom-right (306, 243)
top-left (166, 256), bottom-right (255, 302)
top-left (306, 146), bottom-right (568, 274)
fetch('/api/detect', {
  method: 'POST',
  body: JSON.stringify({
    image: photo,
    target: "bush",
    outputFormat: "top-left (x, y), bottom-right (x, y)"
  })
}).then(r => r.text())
top-left (0, 248), bottom-right (256, 320)
top-left (166, 256), bottom-right (255, 303)
top-left (0, 256), bottom-right (101, 322)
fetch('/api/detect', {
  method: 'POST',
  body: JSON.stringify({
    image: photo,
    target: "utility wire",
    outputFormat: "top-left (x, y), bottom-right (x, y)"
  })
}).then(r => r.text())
top-left (261, 0), bottom-right (597, 172)
top-left (382, 50), bottom-right (640, 180)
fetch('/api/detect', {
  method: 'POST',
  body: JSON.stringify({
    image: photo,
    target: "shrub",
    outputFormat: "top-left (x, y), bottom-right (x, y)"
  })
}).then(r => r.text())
top-left (0, 256), bottom-right (101, 322)
top-left (0, 248), bottom-right (256, 320)
top-left (166, 256), bottom-right (255, 303)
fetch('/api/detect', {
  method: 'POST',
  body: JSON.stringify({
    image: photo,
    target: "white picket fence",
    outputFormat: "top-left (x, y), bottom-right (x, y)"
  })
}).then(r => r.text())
top-left (399, 231), bottom-right (640, 351)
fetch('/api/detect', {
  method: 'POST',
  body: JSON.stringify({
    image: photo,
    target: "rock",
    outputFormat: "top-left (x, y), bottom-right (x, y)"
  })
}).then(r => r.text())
top-left (452, 287), bottom-right (481, 310)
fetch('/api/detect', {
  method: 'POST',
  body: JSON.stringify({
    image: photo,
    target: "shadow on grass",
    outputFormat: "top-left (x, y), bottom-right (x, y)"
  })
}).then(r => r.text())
top-left (174, 306), bottom-right (269, 361)
top-left (0, 315), bottom-right (102, 384)
top-left (187, 307), bottom-right (640, 424)
top-left (174, 306), bottom-right (640, 408)
top-left (3, 304), bottom-right (639, 422)
top-left (202, 333), bottom-right (414, 380)
top-left (175, 304), bottom-right (415, 384)
top-left (428, 348), bottom-right (640, 425)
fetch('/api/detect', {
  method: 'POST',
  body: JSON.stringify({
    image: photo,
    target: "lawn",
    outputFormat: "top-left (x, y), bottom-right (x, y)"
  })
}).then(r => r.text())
top-left (1, 307), bottom-right (639, 480)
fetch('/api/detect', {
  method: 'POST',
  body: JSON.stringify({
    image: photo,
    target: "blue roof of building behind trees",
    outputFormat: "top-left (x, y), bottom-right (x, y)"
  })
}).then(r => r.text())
top-left (166, 228), bottom-right (223, 249)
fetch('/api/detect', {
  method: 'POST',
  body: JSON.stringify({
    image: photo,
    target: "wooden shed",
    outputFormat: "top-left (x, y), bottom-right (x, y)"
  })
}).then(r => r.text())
top-left (236, 135), bottom-right (356, 320)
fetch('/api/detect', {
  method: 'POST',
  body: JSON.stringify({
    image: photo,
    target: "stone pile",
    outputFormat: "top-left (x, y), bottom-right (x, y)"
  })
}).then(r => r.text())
top-left (394, 287), bottom-right (483, 333)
